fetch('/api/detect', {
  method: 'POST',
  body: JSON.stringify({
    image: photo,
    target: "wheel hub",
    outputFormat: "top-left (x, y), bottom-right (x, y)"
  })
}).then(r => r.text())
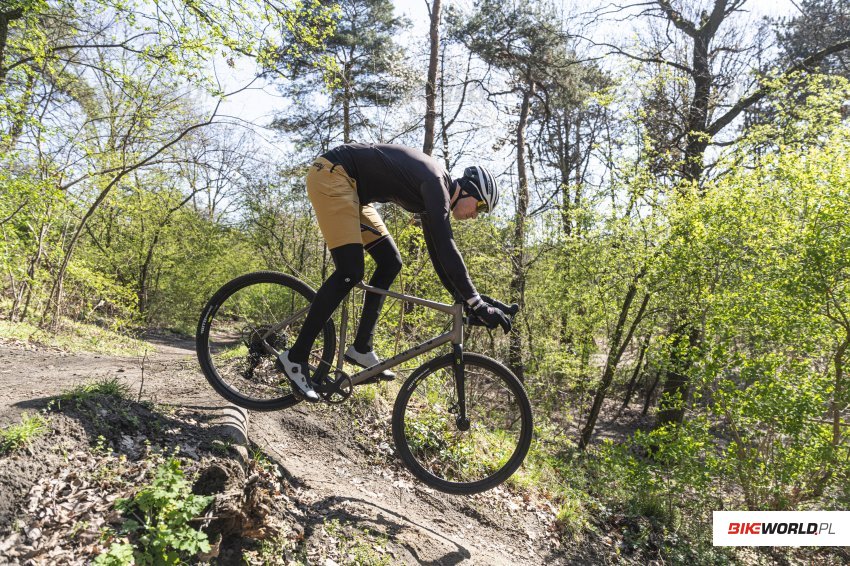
top-left (455, 416), bottom-right (470, 431)
top-left (243, 325), bottom-right (287, 354)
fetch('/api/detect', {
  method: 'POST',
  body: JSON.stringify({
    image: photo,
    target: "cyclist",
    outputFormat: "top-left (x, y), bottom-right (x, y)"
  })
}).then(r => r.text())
top-left (280, 143), bottom-right (513, 402)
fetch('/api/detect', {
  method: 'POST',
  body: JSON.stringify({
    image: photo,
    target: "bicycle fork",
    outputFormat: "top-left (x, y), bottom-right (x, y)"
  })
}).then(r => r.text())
top-left (452, 343), bottom-right (470, 431)
top-left (451, 303), bottom-right (470, 431)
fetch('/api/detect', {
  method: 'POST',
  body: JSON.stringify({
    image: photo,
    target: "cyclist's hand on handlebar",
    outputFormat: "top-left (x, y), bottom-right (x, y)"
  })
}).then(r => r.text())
top-left (467, 297), bottom-right (512, 334)
top-left (479, 294), bottom-right (519, 317)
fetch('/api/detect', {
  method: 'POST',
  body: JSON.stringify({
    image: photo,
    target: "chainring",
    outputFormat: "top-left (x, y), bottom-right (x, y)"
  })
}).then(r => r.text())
top-left (315, 371), bottom-right (353, 404)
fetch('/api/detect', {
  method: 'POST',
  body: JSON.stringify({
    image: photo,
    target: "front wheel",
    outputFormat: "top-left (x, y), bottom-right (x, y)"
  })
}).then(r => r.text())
top-left (392, 353), bottom-right (533, 494)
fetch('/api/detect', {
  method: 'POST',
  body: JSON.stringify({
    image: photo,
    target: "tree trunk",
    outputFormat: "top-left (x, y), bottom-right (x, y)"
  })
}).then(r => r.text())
top-left (43, 185), bottom-right (115, 327)
top-left (643, 370), bottom-right (660, 416)
top-left (343, 96), bottom-right (351, 143)
top-left (509, 79), bottom-right (534, 380)
top-left (559, 113), bottom-right (573, 236)
top-left (343, 61), bottom-right (353, 143)
top-left (620, 334), bottom-right (650, 412)
top-left (18, 215), bottom-right (50, 321)
top-left (0, 8), bottom-right (24, 86)
top-left (579, 282), bottom-right (649, 449)
top-left (681, 32), bottom-right (711, 186)
top-left (656, 11), bottom-right (713, 427)
top-left (138, 230), bottom-right (161, 316)
top-left (422, 0), bottom-right (441, 156)
top-left (833, 335), bottom-right (849, 447)
top-left (657, 325), bottom-right (702, 425)
top-left (439, 44), bottom-right (451, 170)
top-left (572, 111), bottom-right (584, 236)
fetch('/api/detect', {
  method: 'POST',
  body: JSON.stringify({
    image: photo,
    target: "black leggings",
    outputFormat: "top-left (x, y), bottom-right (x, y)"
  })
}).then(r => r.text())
top-left (289, 236), bottom-right (402, 362)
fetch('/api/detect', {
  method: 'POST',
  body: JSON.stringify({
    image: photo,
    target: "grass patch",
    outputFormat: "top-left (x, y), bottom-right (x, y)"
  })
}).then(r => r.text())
top-left (555, 497), bottom-right (589, 543)
top-left (0, 319), bottom-right (152, 356)
top-left (61, 377), bottom-right (132, 404)
top-left (1, 412), bottom-right (49, 455)
top-left (216, 344), bottom-right (248, 361)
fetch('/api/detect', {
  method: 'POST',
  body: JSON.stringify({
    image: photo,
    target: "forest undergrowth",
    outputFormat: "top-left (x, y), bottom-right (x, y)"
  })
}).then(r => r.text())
top-left (4, 0), bottom-right (850, 562)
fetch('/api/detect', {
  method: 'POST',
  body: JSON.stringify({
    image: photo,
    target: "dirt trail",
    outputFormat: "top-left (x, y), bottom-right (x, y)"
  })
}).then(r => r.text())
top-left (0, 338), bottom-right (223, 426)
top-left (0, 337), bottom-right (562, 564)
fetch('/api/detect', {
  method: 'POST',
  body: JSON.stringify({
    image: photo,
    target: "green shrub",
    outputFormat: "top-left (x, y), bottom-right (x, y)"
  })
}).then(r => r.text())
top-left (96, 458), bottom-right (213, 565)
top-left (61, 377), bottom-right (131, 403)
top-left (555, 490), bottom-right (589, 543)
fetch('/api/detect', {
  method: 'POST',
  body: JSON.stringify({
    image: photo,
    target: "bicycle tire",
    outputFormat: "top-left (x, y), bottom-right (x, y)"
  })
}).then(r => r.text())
top-left (196, 271), bottom-right (335, 411)
top-left (392, 352), bottom-right (533, 495)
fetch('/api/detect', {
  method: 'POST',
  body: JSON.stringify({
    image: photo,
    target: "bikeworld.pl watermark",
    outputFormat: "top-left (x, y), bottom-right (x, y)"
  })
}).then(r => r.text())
top-left (713, 511), bottom-right (850, 546)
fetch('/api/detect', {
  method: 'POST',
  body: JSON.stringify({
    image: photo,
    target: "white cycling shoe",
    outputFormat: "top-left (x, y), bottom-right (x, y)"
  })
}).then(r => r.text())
top-left (344, 345), bottom-right (396, 382)
top-left (278, 350), bottom-right (320, 403)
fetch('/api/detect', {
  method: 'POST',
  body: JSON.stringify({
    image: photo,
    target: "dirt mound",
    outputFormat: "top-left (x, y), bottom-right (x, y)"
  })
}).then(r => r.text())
top-left (0, 340), bottom-right (569, 565)
top-left (0, 414), bottom-right (88, 531)
top-left (0, 392), bottom-right (302, 564)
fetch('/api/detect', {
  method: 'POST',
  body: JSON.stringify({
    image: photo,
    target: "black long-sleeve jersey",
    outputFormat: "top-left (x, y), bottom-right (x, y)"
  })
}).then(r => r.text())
top-left (321, 143), bottom-right (477, 303)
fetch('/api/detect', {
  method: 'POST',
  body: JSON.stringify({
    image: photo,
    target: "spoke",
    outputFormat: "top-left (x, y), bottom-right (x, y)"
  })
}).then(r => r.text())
top-left (402, 361), bottom-right (524, 485)
top-left (206, 280), bottom-right (330, 402)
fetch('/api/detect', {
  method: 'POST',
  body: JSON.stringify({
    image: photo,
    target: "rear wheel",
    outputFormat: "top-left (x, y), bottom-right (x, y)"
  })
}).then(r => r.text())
top-left (392, 353), bottom-right (533, 494)
top-left (196, 271), bottom-right (335, 411)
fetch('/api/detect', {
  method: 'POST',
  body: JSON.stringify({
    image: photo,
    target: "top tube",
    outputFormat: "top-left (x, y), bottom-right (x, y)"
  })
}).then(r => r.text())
top-left (356, 282), bottom-right (457, 315)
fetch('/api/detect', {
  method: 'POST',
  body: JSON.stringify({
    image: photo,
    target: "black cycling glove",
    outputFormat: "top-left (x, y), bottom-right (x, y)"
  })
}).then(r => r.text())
top-left (480, 294), bottom-right (518, 316)
top-left (467, 297), bottom-right (512, 333)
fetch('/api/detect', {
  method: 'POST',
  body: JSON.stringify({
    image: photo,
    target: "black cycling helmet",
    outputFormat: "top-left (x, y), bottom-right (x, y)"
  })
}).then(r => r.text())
top-left (454, 165), bottom-right (499, 213)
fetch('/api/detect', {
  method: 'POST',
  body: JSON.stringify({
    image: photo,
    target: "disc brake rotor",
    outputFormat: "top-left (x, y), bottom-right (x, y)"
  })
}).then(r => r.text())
top-left (242, 325), bottom-right (287, 355)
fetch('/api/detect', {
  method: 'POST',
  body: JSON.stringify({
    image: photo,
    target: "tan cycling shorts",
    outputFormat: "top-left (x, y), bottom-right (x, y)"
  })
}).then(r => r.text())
top-left (305, 157), bottom-right (390, 250)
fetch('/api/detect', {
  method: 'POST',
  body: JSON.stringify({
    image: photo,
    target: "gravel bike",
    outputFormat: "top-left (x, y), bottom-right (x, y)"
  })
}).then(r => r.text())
top-left (195, 271), bottom-right (533, 495)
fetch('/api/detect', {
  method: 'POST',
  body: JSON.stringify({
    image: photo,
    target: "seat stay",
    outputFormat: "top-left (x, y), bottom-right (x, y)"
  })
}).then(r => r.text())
top-left (269, 305), bottom-right (310, 335)
top-left (255, 304), bottom-right (311, 357)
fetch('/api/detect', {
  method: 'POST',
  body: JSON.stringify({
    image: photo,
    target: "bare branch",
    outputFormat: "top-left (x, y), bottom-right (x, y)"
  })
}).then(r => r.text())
top-left (708, 39), bottom-right (850, 136)
top-left (0, 198), bottom-right (28, 226)
top-left (575, 34), bottom-right (694, 75)
top-left (656, 0), bottom-right (697, 37)
top-left (701, 0), bottom-right (730, 38)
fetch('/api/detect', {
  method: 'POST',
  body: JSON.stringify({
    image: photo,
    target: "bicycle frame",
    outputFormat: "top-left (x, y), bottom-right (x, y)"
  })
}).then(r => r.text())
top-left (258, 280), bottom-right (469, 420)
top-left (342, 282), bottom-right (465, 386)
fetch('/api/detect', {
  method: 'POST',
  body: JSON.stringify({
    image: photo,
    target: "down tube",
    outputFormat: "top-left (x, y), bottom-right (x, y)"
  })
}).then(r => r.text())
top-left (348, 330), bottom-right (455, 386)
